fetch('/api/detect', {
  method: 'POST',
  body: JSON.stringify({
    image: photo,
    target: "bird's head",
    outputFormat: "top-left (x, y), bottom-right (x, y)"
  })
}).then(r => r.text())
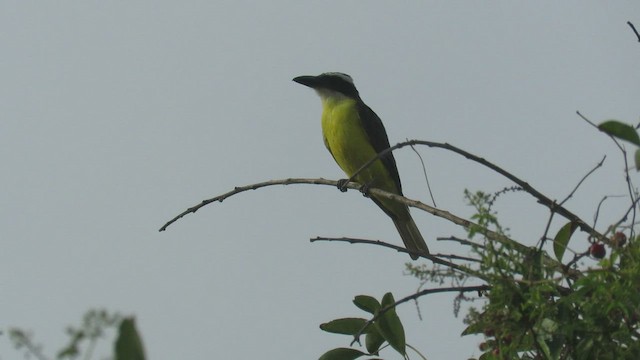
top-left (293, 72), bottom-right (360, 100)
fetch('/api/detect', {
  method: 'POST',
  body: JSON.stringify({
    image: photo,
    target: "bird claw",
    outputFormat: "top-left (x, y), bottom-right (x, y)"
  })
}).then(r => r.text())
top-left (359, 182), bottom-right (373, 198)
top-left (337, 179), bottom-right (350, 192)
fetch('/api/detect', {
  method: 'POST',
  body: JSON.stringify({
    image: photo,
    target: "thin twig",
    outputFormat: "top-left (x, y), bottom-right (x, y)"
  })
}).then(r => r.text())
top-left (578, 111), bottom-right (638, 240)
top-left (159, 178), bottom-right (348, 231)
top-left (538, 156), bottom-right (606, 250)
top-left (408, 141), bottom-right (437, 207)
top-left (538, 212), bottom-right (557, 251)
top-left (559, 156), bottom-right (607, 207)
top-left (593, 195), bottom-right (612, 229)
top-left (433, 253), bottom-right (481, 263)
top-left (311, 236), bottom-right (484, 278)
top-left (565, 250), bottom-right (591, 270)
top-left (605, 196), bottom-right (640, 238)
top-left (436, 235), bottom-right (485, 249)
top-left (628, 21), bottom-right (640, 42)
top-left (350, 285), bottom-right (490, 346)
top-left (614, 139), bottom-right (637, 240)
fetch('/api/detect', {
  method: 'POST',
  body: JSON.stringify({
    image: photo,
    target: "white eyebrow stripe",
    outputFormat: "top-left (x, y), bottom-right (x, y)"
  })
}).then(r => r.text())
top-left (321, 72), bottom-right (354, 84)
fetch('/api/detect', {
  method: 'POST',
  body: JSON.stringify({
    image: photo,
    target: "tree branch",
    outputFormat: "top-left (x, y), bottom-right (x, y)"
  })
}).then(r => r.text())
top-left (628, 21), bottom-right (640, 42)
top-left (161, 177), bottom-right (581, 278)
top-left (311, 236), bottom-right (484, 278)
top-left (347, 139), bottom-right (607, 243)
top-left (436, 235), bottom-right (485, 249)
top-left (538, 155), bottom-right (606, 250)
top-left (351, 285), bottom-right (491, 346)
top-left (559, 155), bottom-right (607, 207)
top-left (159, 177), bottom-right (522, 253)
top-left (578, 111), bottom-right (638, 241)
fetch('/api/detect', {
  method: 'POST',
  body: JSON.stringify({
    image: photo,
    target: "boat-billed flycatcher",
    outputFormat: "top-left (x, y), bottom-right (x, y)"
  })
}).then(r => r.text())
top-left (293, 72), bottom-right (429, 259)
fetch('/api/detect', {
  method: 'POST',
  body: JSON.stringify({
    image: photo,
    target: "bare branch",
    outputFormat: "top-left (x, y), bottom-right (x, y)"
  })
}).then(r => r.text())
top-left (436, 235), bottom-right (485, 249)
top-left (578, 111), bottom-right (638, 240)
top-left (576, 110), bottom-right (599, 129)
top-left (408, 141), bottom-right (437, 207)
top-left (162, 133), bottom-right (608, 280)
top-left (159, 178), bottom-right (348, 231)
top-left (559, 155), bottom-right (606, 207)
top-left (434, 253), bottom-right (481, 263)
top-left (538, 156), bottom-right (606, 250)
top-left (159, 177), bottom-right (527, 254)
top-left (594, 195), bottom-right (629, 231)
top-left (311, 236), bottom-right (484, 278)
top-left (346, 139), bottom-right (607, 243)
top-left (606, 196), bottom-right (640, 238)
top-left (628, 21), bottom-right (640, 42)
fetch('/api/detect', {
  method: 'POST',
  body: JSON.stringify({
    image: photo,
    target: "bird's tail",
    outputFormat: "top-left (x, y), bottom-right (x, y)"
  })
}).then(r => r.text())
top-left (393, 216), bottom-right (429, 260)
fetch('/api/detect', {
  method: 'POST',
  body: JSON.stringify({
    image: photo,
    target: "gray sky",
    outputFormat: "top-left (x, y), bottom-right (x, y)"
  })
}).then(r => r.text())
top-left (2, 2), bottom-right (639, 359)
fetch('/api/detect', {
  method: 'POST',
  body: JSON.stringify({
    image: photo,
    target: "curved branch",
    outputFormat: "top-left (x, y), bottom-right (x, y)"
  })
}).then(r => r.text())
top-left (159, 177), bottom-right (513, 249)
top-left (348, 139), bottom-right (607, 243)
top-left (311, 236), bottom-right (484, 278)
top-left (160, 177), bottom-right (580, 278)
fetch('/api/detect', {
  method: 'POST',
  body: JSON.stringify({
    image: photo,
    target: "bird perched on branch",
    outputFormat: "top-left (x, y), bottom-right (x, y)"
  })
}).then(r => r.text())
top-left (293, 72), bottom-right (429, 259)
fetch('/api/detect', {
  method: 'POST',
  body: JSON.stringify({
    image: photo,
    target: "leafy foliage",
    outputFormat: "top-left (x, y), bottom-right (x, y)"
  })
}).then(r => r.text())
top-left (598, 120), bottom-right (640, 147)
top-left (8, 309), bottom-right (145, 360)
top-left (318, 118), bottom-right (640, 359)
top-left (318, 293), bottom-right (414, 360)
top-left (463, 190), bottom-right (640, 359)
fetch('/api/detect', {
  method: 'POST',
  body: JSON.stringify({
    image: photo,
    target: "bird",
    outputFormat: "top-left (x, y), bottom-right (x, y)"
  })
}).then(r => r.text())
top-left (293, 72), bottom-right (429, 259)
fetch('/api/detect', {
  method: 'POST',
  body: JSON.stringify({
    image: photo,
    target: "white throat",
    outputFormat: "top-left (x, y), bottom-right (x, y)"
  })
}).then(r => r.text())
top-left (314, 88), bottom-right (350, 102)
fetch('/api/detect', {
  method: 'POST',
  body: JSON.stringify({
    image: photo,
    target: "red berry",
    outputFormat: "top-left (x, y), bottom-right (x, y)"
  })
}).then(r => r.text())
top-left (589, 243), bottom-right (606, 259)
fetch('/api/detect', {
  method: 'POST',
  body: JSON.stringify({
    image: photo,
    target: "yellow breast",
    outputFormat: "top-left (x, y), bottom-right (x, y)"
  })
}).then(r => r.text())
top-left (320, 98), bottom-right (397, 193)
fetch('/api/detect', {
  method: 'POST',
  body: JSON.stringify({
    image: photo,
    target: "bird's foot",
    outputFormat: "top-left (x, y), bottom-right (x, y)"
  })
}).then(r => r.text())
top-left (359, 181), bottom-right (374, 198)
top-left (337, 179), bottom-right (350, 192)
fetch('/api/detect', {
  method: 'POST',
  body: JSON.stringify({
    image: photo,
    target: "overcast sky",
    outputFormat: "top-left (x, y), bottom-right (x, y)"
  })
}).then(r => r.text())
top-left (2, 2), bottom-right (639, 359)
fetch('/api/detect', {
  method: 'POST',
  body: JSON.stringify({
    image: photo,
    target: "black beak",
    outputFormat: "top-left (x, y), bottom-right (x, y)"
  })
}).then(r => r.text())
top-left (292, 75), bottom-right (319, 88)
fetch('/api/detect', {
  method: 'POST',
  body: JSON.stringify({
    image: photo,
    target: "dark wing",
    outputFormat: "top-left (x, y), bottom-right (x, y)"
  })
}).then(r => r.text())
top-left (357, 101), bottom-right (403, 195)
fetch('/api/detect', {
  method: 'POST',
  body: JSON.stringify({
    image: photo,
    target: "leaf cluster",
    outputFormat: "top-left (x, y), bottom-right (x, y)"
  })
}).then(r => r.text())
top-left (318, 293), bottom-right (415, 360)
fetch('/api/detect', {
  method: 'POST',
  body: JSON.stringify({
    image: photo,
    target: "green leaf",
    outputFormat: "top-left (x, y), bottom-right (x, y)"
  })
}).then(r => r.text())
top-left (553, 221), bottom-right (577, 261)
top-left (114, 317), bottom-right (145, 360)
top-left (353, 295), bottom-right (380, 314)
top-left (320, 318), bottom-right (369, 335)
top-left (598, 120), bottom-right (640, 146)
top-left (375, 293), bottom-right (405, 356)
top-left (635, 149), bottom-right (640, 171)
top-left (365, 326), bottom-right (385, 354)
top-left (461, 321), bottom-right (484, 336)
top-left (318, 348), bottom-right (366, 360)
